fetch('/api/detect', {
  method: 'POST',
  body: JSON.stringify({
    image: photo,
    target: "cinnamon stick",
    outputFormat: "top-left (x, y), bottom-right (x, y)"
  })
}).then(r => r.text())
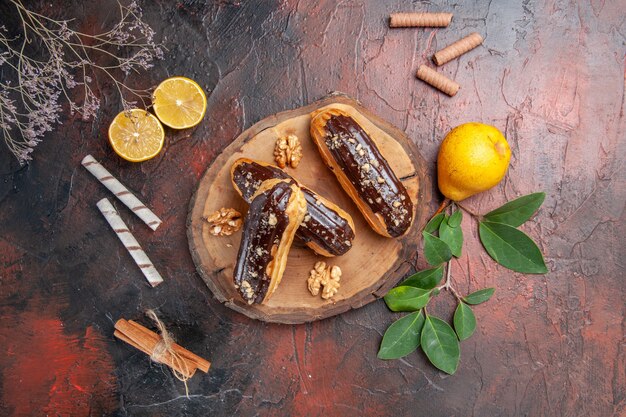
top-left (126, 320), bottom-right (210, 372)
top-left (114, 318), bottom-right (210, 378)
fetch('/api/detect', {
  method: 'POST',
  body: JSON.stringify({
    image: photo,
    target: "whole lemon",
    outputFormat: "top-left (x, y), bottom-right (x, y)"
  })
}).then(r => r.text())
top-left (437, 123), bottom-right (511, 201)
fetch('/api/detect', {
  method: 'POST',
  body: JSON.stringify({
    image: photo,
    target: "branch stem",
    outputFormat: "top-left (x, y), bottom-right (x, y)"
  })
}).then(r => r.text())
top-left (455, 202), bottom-right (482, 220)
top-left (436, 259), bottom-right (461, 300)
top-left (2, 0), bottom-right (163, 164)
top-left (434, 198), bottom-right (451, 216)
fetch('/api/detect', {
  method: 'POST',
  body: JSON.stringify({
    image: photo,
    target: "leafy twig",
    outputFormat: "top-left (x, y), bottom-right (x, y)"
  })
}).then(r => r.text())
top-left (378, 192), bottom-right (548, 374)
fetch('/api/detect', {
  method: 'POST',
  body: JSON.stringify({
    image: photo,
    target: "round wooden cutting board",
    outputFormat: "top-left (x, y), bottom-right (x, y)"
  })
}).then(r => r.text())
top-left (187, 93), bottom-right (433, 323)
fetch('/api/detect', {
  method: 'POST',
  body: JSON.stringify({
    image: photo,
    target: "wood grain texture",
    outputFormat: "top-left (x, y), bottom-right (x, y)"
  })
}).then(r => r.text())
top-left (188, 95), bottom-right (428, 323)
top-left (0, 0), bottom-right (624, 416)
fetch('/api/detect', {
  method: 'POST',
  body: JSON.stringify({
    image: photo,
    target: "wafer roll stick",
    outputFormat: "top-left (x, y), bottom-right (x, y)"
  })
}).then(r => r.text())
top-left (97, 198), bottom-right (164, 287)
top-left (416, 65), bottom-right (460, 96)
top-left (82, 155), bottom-right (162, 231)
top-left (389, 12), bottom-right (452, 28)
top-left (433, 32), bottom-right (484, 66)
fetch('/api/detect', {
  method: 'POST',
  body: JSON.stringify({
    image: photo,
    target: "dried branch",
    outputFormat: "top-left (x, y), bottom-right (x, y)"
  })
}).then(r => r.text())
top-left (0, 0), bottom-right (164, 164)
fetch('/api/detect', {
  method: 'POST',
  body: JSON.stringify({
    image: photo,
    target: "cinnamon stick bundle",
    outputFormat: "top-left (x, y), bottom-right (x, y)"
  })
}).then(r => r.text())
top-left (114, 316), bottom-right (210, 379)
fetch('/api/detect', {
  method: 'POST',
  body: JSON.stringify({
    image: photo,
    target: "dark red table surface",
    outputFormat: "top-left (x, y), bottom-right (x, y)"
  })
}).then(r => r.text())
top-left (1, 1), bottom-right (624, 416)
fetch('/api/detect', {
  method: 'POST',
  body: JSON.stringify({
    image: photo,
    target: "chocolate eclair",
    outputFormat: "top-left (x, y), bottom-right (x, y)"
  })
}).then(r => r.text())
top-left (233, 178), bottom-right (307, 304)
top-left (231, 158), bottom-right (356, 257)
top-left (310, 108), bottom-right (413, 238)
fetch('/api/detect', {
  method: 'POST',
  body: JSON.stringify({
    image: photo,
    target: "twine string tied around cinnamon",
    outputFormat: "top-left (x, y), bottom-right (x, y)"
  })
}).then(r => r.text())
top-left (146, 309), bottom-right (191, 397)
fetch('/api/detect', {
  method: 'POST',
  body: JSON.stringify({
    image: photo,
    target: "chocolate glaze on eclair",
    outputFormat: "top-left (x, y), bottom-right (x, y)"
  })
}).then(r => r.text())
top-left (233, 178), bottom-right (306, 304)
top-left (231, 158), bottom-right (356, 257)
top-left (310, 108), bottom-right (413, 238)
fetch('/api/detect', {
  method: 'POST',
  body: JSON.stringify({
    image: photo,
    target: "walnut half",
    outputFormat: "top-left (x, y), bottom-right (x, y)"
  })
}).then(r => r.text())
top-left (206, 208), bottom-right (243, 236)
top-left (307, 261), bottom-right (341, 300)
top-left (274, 134), bottom-right (303, 168)
top-left (308, 261), bottom-right (326, 296)
top-left (322, 265), bottom-right (341, 299)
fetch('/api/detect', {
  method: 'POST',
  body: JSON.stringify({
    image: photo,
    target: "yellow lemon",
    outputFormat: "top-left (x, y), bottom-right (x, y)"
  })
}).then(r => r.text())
top-left (437, 123), bottom-right (511, 201)
top-left (152, 76), bottom-right (207, 129)
top-left (108, 109), bottom-right (165, 162)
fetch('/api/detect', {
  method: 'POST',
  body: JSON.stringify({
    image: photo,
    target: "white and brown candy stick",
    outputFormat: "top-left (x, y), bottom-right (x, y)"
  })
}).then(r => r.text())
top-left (97, 198), bottom-right (164, 287)
top-left (82, 154), bottom-right (162, 231)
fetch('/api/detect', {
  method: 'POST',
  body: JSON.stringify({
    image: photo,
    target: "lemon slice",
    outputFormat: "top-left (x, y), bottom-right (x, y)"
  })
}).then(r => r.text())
top-left (108, 109), bottom-right (165, 162)
top-left (152, 76), bottom-right (207, 129)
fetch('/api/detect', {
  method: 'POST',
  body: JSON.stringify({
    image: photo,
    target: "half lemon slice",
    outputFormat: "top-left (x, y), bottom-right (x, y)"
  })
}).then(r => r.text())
top-left (152, 76), bottom-right (207, 129)
top-left (108, 109), bottom-right (165, 162)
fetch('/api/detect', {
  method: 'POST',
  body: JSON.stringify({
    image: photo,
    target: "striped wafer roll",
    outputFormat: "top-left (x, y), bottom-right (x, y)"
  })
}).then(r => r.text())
top-left (433, 32), bottom-right (484, 66)
top-left (389, 12), bottom-right (452, 28)
top-left (82, 155), bottom-right (162, 231)
top-left (97, 198), bottom-right (164, 287)
top-left (416, 65), bottom-right (460, 96)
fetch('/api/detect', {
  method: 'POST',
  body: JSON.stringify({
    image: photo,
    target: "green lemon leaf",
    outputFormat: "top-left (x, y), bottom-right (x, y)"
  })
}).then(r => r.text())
top-left (378, 311), bottom-right (425, 359)
top-left (463, 288), bottom-right (495, 305)
top-left (448, 210), bottom-right (463, 227)
top-left (484, 192), bottom-right (545, 227)
top-left (384, 287), bottom-right (432, 312)
top-left (479, 221), bottom-right (548, 273)
top-left (422, 232), bottom-right (452, 265)
top-left (424, 213), bottom-right (445, 233)
top-left (399, 265), bottom-right (444, 290)
top-left (453, 302), bottom-right (476, 341)
top-left (439, 218), bottom-right (463, 257)
top-left (420, 315), bottom-right (460, 374)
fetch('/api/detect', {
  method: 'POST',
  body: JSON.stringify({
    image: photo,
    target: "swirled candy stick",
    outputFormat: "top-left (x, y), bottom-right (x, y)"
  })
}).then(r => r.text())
top-left (82, 154), bottom-right (162, 231)
top-left (97, 198), bottom-right (163, 287)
